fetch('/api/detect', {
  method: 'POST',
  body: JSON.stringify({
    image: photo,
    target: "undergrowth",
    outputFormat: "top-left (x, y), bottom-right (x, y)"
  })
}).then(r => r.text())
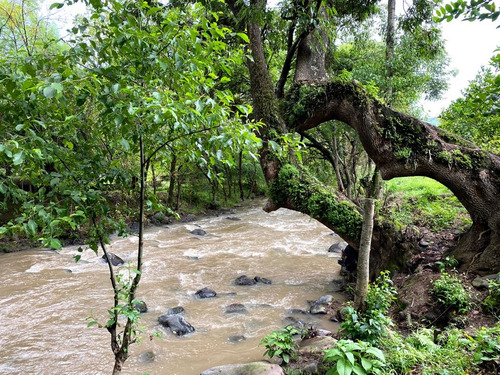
top-left (384, 176), bottom-right (471, 232)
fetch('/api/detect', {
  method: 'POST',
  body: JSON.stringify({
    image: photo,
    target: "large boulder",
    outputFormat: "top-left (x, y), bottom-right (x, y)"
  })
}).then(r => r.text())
top-left (328, 241), bottom-right (347, 253)
top-left (102, 253), bottom-right (124, 266)
top-left (201, 362), bottom-right (284, 375)
top-left (196, 287), bottom-right (217, 299)
top-left (158, 314), bottom-right (195, 336)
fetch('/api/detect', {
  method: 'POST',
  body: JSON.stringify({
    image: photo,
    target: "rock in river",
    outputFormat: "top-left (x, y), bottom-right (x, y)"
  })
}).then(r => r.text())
top-left (235, 275), bottom-right (257, 286)
top-left (158, 313), bottom-right (195, 336)
top-left (201, 361), bottom-right (284, 375)
top-left (310, 295), bottom-right (333, 314)
top-left (101, 253), bottom-right (124, 266)
top-left (225, 303), bottom-right (247, 314)
top-left (190, 229), bottom-right (207, 236)
top-left (195, 287), bottom-right (217, 299)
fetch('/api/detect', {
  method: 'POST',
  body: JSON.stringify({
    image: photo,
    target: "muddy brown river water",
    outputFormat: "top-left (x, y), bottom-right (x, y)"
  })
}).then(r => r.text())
top-left (0, 200), bottom-right (344, 375)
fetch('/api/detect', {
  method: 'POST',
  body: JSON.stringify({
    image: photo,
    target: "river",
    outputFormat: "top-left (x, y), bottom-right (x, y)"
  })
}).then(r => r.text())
top-left (0, 200), bottom-right (344, 374)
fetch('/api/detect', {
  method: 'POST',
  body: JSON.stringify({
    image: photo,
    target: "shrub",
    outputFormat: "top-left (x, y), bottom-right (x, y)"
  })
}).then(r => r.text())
top-left (322, 339), bottom-right (386, 375)
top-left (468, 324), bottom-right (500, 366)
top-left (340, 271), bottom-right (397, 342)
top-left (381, 328), bottom-right (474, 375)
top-left (259, 326), bottom-right (299, 364)
top-left (431, 272), bottom-right (471, 314)
top-left (483, 275), bottom-right (500, 315)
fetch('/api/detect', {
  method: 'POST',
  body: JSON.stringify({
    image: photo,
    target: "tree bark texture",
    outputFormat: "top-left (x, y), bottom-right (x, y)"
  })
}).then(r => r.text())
top-left (354, 198), bottom-right (376, 310)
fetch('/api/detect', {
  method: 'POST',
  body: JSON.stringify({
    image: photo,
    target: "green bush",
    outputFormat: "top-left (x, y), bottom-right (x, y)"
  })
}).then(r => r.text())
top-left (483, 275), bottom-right (500, 315)
top-left (431, 273), bottom-right (471, 314)
top-left (381, 328), bottom-right (474, 375)
top-left (259, 326), bottom-right (299, 364)
top-left (340, 271), bottom-right (397, 342)
top-left (322, 339), bottom-right (386, 375)
top-left (468, 324), bottom-right (500, 365)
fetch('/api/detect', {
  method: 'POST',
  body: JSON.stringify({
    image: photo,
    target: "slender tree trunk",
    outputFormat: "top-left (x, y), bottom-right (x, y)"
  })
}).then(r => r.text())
top-left (238, 150), bottom-right (244, 201)
top-left (167, 155), bottom-right (177, 207)
top-left (385, 0), bottom-right (396, 101)
top-left (151, 160), bottom-right (157, 195)
top-left (332, 136), bottom-right (345, 193)
top-left (354, 198), bottom-right (376, 310)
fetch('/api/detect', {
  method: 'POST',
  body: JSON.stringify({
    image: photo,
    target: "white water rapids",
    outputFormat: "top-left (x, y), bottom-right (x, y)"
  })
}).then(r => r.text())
top-left (0, 200), bottom-right (344, 374)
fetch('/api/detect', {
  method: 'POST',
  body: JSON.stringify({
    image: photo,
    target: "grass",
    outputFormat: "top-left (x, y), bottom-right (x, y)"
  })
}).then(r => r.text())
top-left (383, 177), bottom-right (471, 233)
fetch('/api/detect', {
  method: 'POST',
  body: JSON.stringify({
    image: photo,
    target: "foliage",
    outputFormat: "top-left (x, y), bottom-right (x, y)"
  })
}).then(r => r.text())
top-left (260, 325), bottom-right (299, 364)
top-left (435, 256), bottom-right (459, 272)
top-left (384, 177), bottom-right (471, 232)
top-left (322, 339), bottom-right (386, 375)
top-left (440, 64), bottom-right (500, 153)
top-left (431, 272), bottom-right (472, 314)
top-left (330, 3), bottom-right (451, 113)
top-left (483, 274), bottom-right (500, 315)
top-left (340, 271), bottom-right (397, 343)
top-left (435, 0), bottom-right (500, 23)
top-left (467, 324), bottom-right (500, 365)
top-left (381, 328), bottom-right (474, 374)
top-left (0, 0), bottom-right (259, 372)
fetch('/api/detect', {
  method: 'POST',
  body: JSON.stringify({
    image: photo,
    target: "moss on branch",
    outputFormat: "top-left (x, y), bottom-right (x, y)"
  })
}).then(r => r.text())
top-left (269, 164), bottom-right (363, 241)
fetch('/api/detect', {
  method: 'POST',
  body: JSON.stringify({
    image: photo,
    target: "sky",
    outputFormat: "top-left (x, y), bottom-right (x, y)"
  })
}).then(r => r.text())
top-left (425, 19), bottom-right (498, 117)
top-left (43, 0), bottom-right (499, 118)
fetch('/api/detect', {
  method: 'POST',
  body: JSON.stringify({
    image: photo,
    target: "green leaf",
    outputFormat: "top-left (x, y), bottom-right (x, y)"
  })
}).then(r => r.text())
top-left (49, 2), bottom-right (64, 9)
top-left (43, 86), bottom-right (56, 98)
top-left (26, 220), bottom-right (38, 236)
top-left (336, 358), bottom-right (353, 375)
top-left (49, 238), bottom-right (62, 250)
top-left (236, 32), bottom-right (249, 43)
top-left (120, 138), bottom-right (130, 151)
top-left (365, 347), bottom-right (385, 361)
top-left (13, 151), bottom-right (24, 165)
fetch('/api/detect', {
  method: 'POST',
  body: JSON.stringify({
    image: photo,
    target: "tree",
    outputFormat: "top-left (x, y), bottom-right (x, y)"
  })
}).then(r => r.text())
top-left (440, 64), bottom-right (500, 154)
top-left (219, 0), bottom-right (500, 276)
top-left (0, 0), bottom-right (257, 373)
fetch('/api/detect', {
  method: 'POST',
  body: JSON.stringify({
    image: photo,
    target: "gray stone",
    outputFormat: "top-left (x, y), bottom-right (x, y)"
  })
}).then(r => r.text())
top-left (102, 252), bottom-right (124, 266)
top-left (299, 336), bottom-right (337, 355)
top-left (472, 274), bottom-right (500, 289)
top-left (190, 229), bottom-right (206, 236)
top-left (235, 275), bottom-right (257, 286)
top-left (138, 351), bottom-right (155, 363)
top-left (166, 306), bottom-right (185, 315)
top-left (419, 240), bottom-right (430, 247)
top-left (226, 217), bottom-right (242, 221)
top-left (302, 361), bottom-right (319, 374)
top-left (225, 303), bottom-right (247, 314)
top-left (201, 362), bottom-right (284, 375)
top-left (328, 242), bottom-right (347, 253)
top-left (158, 314), bottom-right (195, 336)
top-left (134, 300), bottom-right (147, 313)
top-left (254, 276), bottom-right (272, 284)
top-left (195, 287), bottom-right (217, 299)
top-left (330, 279), bottom-right (343, 292)
top-left (151, 212), bottom-right (170, 225)
top-left (310, 295), bottom-right (333, 314)
top-left (228, 335), bottom-right (246, 343)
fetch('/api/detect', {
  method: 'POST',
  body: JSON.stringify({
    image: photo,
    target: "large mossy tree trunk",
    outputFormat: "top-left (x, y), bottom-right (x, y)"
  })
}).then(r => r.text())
top-left (241, 0), bottom-right (500, 276)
